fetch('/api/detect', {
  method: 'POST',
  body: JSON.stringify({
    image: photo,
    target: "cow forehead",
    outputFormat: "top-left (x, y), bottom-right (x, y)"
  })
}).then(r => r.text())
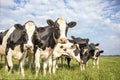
top-left (25, 21), bottom-right (36, 32)
top-left (57, 18), bottom-right (66, 28)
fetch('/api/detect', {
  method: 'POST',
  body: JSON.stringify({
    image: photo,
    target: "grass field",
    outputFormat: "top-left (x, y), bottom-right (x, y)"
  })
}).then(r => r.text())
top-left (0, 56), bottom-right (120, 80)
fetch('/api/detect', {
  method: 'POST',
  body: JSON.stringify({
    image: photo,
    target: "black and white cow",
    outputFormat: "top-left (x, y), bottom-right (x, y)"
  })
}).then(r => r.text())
top-left (70, 36), bottom-right (104, 70)
top-left (52, 40), bottom-right (81, 72)
top-left (80, 43), bottom-right (104, 70)
top-left (32, 17), bottom-right (76, 77)
top-left (0, 21), bottom-right (36, 77)
top-left (58, 36), bottom-right (90, 69)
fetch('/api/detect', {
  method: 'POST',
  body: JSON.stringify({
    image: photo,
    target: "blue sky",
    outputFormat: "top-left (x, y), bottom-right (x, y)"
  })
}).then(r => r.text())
top-left (0, 0), bottom-right (120, 55)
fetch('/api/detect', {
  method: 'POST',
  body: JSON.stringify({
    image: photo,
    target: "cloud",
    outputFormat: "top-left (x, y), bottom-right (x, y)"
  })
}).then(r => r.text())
top-left (0, 0), bottom-right (120, 55)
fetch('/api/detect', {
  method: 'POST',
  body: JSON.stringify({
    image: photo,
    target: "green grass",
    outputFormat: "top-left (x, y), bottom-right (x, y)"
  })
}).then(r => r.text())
top-left (0, 57), bottom-right (120, 80)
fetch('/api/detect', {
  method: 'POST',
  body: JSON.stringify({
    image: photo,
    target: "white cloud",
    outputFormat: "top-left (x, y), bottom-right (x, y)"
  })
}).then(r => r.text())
top-left (0, 0), bottom-right (120, 55)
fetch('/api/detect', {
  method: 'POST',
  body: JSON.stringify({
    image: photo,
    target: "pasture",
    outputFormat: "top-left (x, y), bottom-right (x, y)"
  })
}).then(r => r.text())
top-left (0, 56), bottom-right (120, 80)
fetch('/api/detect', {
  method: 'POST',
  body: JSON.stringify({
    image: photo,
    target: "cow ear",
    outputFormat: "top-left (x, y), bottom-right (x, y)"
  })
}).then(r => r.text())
top-left (99, 50), bottom-right (104, 53)
top-left (14, 24), bottom-right (23, 30)
top-left (86, 38), bottom-right (89, 43)
top-left (68, 21), bottom-right (77, 28)
top-left (95, 43), bottom-right (99, 46)
top-left (47, 19), bottom-right (54, 26)
top-left (71, 36), bottom-right (75, 39)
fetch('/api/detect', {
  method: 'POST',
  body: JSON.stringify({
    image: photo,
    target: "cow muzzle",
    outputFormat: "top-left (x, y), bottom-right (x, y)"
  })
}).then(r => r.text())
top-left (25, 45), bottom-right (32, 50)
top-left (59, 38), bottom-right (68, 43)
top-left (93, 56), bottom-right (97, 60)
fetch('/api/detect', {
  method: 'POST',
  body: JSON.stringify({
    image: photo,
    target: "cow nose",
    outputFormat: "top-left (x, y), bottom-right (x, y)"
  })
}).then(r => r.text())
top-left (25, 45), bottom-right (32, 49)
top-left (93, 56), bottom-right (97, 60)
top-left (59, 38), bottom-right (67, 43)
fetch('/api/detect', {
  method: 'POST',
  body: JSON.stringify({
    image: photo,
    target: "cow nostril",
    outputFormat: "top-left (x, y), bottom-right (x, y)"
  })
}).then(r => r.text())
top-left (63, 49), bottom-right (67, 51)
top-left (25, 45), bottom-right (32, 49)
top-left (59, 38), bottom-right (67, 43)
top-left (60, 39), bottom-right (63, 42)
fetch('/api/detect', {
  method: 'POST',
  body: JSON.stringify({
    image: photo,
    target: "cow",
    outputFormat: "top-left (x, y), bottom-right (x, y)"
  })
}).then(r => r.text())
top-left (70, 36), bottom-right (104, 70)
top-left (32, 17), bottom-right (76, 77)
top-left (80, 43), bottom-right (104, 70)
top-left (0, 21), bottom-right (36, 77)
top-left (52, 40), bottom-right (81, 72)
top-left (54, 35), bottom-right (89, 70)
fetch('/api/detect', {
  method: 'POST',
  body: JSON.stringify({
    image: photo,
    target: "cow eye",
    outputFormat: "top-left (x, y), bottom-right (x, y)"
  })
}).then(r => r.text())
top-left (71, 45), bottom-right (76, 49)
top-left (23, 30), bottom-right (27, 35)
top-left (60, 46), bottom-right (63, 48)
top-left (54, 23), bottom-right (59, 30)
top-left (55, 26), bottom-right (59, 30)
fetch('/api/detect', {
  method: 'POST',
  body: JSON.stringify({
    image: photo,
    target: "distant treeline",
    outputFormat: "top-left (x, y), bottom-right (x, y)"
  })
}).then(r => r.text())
top-left (101, 55), bottom-right (120, 57)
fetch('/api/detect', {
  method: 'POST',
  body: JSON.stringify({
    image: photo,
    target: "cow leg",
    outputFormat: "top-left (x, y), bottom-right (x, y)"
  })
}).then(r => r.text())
top-left (93, 59), bottom-right (96, 68)
top-left (5, 56), bottom-right (9, 72)
top-left (43, 61), bottom-right (47, 76)
top-left (96, 58), bottom-right (99, 69)
top-left (56, 58), bottom-right (58, 69)
top-left (35, 49), bottom-right (40, 78)
top-left (61, 56), bottom-right (65, 69)
top-left (80, 63), bottom-right (85, 71)
top-left (6, 50), bottom-right (13, 73)
top-left (66, 57), bottom-right (71, 69)
top-left (48, 56), bottom-right (52, 74)
top-left (19, 51), bottom-right (27, 77)
top-left (52, 59), bottom-right (57, 74)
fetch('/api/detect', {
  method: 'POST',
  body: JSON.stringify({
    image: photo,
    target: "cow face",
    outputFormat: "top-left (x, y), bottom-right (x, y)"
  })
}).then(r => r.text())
top-left (24, 21), bottom-right (36, 50)
top-left (92, 43), bottom-right (100, 59)
top-left (47, 18), bottom-right (76, 43)
top-left (7, 24), bottom-right (28, 52)
top-left (59, 41), bottom-right (81, 63)
top-left (94, 50), bottom-right (104, 59)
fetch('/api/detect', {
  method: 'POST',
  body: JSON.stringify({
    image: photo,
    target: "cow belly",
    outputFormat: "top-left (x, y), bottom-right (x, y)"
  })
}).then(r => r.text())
top-left (40, 48), bottom-right (52, 61)
top-left (41, 51), bottom-right (50, 60)
top-left (12, 51), bottom-right (23, 60)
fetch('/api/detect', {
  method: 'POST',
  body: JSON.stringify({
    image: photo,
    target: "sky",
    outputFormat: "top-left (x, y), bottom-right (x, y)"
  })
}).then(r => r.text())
top-left (0, 0), bottom-right (120, 55)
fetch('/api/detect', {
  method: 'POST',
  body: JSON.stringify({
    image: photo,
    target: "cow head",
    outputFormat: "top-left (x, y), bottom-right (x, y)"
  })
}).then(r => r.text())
top-left (47, 18), bottom-right (76, 43)
top-left (71, 36), bottom-right (89, 48)
top-left (93, 50), bottom-right (104, 60)
top-left (24, 21), bottom-right (36, 50)
top-left (91, 43), bottom-right (100, 59)
top-left (58, 41), bottom-right (81, 63)
top-left (7, 24), bottom-right (28, 52)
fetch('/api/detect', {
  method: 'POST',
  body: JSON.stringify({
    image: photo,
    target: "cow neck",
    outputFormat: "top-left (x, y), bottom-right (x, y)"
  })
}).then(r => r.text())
top-left (2, 27), bottom-right (15, 48)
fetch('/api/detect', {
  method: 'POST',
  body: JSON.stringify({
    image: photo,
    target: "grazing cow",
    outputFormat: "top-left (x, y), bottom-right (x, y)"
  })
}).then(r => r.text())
top-left (33, 17), bottom-right (76, 77)
top-left (0, 21), bottom-right (36, 77)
